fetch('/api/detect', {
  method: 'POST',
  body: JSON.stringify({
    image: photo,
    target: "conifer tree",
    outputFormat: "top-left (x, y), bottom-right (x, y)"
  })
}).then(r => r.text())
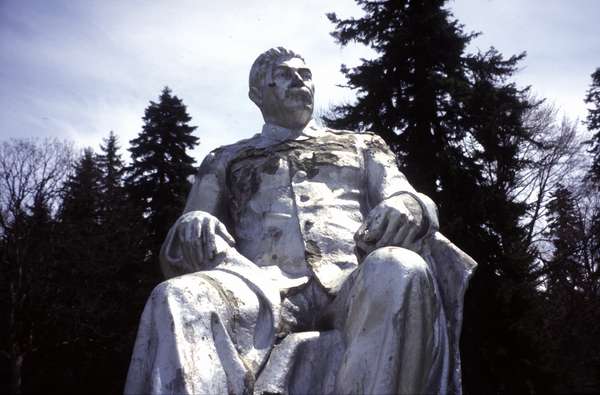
top-left (326, 1), bottom-right (542, 392)
top-left (60, 148), bottom-right (102, 228)
top-left (326, 0), bottom-right (474, 200)
top-left (545, 185), bottom-right (584, 291)
top-left (585, 68), bottom-right (600, 185)
top-left (126, 87), bottom-right (198, 261)
top-left (56, 148), bottom-right (104, 328)
top-left (97, 131), bottom-right (125, 219)
top-left (541, 185), bottom-right (600, 392)
top-left (94, 132), bottom-right (151, 393)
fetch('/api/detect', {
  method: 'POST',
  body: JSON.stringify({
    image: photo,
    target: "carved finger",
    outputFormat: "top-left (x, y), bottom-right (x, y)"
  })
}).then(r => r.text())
top-left (183, 218), bottom-right (200, 244)
top-left (363, 209), bottom-right (388, 242)
top-left (182, 239), bottom-right (200, 268)
top-left (216, 222), bottom-right (236, 246)
top-left (355, 221), bottom-right (369, 242)
top-left (356, 211), bottom-right (377, 242)
top-left (181, 220), bottom-right (192, 243)
top-left (377, 215), bottom-right (401, 247)
top-left (180, 239), bottom-right (191, 264)
top-left (201, 217), bottom-right (211, 260)
top-left (392, 218), bottom-right (418, 247)
top-left (205, 218), bottom-right (218, 260)
top-left (193, 238), bottom-right (205, 267)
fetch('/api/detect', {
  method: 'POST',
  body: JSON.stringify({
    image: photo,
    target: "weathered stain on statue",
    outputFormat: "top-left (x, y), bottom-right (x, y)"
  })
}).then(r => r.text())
top-left (304, 239), bottom-right (322, 266)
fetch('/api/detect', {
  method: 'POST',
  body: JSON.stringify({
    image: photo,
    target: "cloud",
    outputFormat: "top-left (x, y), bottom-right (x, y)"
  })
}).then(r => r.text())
top-left (1, 0), bottom-right (598, 164)
top-left (452, 0), bottom-right (600, 122)
top-left (0, 0), bottom-right (372, 162)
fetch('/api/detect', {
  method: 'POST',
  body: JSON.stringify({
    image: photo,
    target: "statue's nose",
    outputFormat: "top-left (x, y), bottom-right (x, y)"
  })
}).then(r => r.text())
top-left (290, 71), bottom-right (303, 87)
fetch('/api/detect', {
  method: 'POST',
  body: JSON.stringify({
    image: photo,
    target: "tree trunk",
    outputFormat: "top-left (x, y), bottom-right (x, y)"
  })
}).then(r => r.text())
top-left (10, 353), bottom-right (23, 395)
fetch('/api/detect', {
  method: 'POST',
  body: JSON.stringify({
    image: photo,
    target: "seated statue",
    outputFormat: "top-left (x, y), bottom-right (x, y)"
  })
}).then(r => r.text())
top-left (124, 47), bottom-right (477, 395)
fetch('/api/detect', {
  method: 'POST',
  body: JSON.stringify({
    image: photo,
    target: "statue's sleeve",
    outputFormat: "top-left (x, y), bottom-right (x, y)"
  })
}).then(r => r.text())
top-left (160, 149), bottom-right (232, 278)
top-left (182, 149), bottom-right (230, 221)
top-left (362, 134), bottom-right (439, 237)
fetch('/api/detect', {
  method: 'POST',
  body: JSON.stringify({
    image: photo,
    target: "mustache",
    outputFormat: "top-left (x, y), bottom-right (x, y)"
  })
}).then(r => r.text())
top-left (285, 86), bottom-right (313, 101)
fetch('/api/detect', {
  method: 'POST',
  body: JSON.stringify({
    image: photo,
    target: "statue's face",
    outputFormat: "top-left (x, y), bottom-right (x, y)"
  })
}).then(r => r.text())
top-left (259, 57), bottom-right (315, 130)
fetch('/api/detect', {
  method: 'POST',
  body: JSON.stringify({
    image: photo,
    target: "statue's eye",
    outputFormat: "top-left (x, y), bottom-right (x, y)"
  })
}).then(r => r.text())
top-left (299, 70), bottom-right (312, 80)
top-left (274, 68), bottom-right (291, 79)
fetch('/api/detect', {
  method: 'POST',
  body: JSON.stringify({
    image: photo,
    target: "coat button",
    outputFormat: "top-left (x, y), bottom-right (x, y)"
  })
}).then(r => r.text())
top-left (293, 170), bottom-right (307, 182)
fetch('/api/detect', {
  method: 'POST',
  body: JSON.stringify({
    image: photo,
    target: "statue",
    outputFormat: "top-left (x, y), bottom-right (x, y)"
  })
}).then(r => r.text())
top-left (125, 47), bottom-right (477, 395)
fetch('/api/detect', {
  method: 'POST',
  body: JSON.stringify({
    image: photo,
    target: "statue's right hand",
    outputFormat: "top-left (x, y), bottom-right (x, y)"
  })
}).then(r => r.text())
top-left (176, 212), bottom-right (236, 264)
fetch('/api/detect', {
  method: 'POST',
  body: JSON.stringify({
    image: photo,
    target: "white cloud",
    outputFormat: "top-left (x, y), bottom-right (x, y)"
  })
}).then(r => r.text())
top-left (1, 0), bottom-right (598, 164)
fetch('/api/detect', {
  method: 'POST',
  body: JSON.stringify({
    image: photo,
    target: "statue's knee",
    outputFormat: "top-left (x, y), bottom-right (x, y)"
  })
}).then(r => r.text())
top-left (361, 246), bottom-right (429, 281)
top-left (150, 279), bottom-right (174, 301)
top-left (149, 276), bottom-right (191, 303)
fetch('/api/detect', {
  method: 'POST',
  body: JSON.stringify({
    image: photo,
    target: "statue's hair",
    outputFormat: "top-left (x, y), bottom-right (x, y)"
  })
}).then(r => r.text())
top-left (249, 47), bottom-right (305, 91)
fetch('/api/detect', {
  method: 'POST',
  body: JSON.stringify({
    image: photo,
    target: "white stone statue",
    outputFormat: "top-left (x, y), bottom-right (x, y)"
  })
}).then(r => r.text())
top-left (125, 47), bottom-right (477, 395)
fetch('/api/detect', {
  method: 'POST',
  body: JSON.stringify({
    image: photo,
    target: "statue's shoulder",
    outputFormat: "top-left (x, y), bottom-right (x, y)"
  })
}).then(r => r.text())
top-left (320, 127), bottom-right (389, 151)
top-left (197, 133), bottom-right (263, 173)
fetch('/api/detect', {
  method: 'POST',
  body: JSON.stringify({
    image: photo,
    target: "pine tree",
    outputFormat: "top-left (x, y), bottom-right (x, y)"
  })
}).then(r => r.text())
top-left (326, 1), bottom-right (542, 392)
top-left (126, 87), bottom-right (199, 261)
top-left (87, 132), bottom-right (152, 393)
top-left (585, 68), bottom-right (600, 185)
top-left (97, 131), bottom-right (125, 218)
top-left (458, 49), bottom-right (544, 394)
top-left (326, 0), bottom-right (474, 200)
top-left (55, 148), bottom-right (104, 344)
top-left (546, 185), bottom-right (584, 291)
top-left (541, 185), bottom-right (600, 392)
top-left (60, 148), bottom-right (102, 228)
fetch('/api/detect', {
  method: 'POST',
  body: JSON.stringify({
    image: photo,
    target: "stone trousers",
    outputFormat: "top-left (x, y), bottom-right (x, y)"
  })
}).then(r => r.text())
top-left (124, 247), bottom-right (449, 395)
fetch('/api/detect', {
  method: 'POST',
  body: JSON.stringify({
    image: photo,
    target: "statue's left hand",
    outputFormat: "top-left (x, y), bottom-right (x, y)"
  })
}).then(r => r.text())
top-left (355, 194), bottom-right (424, 253)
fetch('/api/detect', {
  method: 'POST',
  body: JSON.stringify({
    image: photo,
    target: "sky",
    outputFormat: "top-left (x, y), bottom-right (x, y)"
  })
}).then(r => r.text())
top-left (1, 0), bottom-right (599, 163)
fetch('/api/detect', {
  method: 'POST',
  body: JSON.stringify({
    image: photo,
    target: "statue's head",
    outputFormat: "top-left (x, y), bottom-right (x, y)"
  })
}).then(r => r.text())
top-left (249, 47), bottom-right (315, 130)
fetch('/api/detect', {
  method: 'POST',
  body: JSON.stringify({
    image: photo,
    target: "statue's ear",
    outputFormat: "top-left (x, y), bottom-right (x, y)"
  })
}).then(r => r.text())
top-left (248, 87), bottom-right (262, 107)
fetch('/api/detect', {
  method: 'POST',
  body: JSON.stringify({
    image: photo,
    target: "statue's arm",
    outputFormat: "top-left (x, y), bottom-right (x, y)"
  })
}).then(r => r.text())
top-left (357, 135), bottom-right (439, 254)
top-left (159, 150), bottom-right (236, 278)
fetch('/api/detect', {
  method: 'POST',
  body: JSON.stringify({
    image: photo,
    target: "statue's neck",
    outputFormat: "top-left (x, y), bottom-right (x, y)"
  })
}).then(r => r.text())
top-left (261, 120), bottom-right (317, 142)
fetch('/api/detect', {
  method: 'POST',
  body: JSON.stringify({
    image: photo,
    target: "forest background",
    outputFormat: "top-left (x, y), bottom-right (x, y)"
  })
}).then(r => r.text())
top-left (1, 1), bottom-right (599, 393)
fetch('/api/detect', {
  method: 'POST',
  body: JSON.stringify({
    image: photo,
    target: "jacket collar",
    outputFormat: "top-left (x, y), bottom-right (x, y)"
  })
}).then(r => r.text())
top-left (261, 120), bottom-right (321, 143)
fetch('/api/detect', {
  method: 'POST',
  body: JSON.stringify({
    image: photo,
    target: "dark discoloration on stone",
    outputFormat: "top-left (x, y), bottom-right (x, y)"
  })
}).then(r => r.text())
top-left (228, 132), bottom-right (358, 167)
top-left (224, 131), bottom-right (362, 242)
top-left (166, 368), bottom-right (188, 394)
top-left (304, 239), bottom-right (322, 266)
top-left (229, 164), bottom-right (261, 198)
top-left (290, 150), bottom-right (346, 180)
top-left (261, 156), bottom-right (280, 175)
top-left (304, 220), bottom-right (314, 232)
top-left (364, 133), bottom-right (392, 153)
top-left (266, 227), bottom-right (283, 240)
top-left (300, 194), bottom-right (309, 202)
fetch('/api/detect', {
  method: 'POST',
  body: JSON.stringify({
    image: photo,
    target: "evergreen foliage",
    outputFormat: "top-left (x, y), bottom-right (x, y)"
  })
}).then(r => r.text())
top-left (325, 0), bottom-right (474, 200)
top-left (2, 17), bottom-right (599, 395)
top-left (127, 87), bottom-right (199, 260)
top-left (97, 131), bottom-right (125, 216)
top-left (326, 1), bottom-right (543, 392)
top-left (585, 68), bottom-right (600, 185)
top-left (541, 185), bottom-right (600, 392)
top-left (546, 185), bottom-right (585, 292)
top-left (60, 148), bottom-right (102, 227)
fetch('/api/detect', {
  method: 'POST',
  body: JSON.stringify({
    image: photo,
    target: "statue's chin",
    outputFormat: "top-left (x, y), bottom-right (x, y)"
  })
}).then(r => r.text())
top-left (265, 109), bottom-right (313, 130)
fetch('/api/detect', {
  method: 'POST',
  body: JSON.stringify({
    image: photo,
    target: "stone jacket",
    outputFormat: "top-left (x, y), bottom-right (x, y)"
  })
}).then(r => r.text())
top-left (159, 121), bottom-right (477, 393)
top-left (170, 121), bottom-right (439, 293)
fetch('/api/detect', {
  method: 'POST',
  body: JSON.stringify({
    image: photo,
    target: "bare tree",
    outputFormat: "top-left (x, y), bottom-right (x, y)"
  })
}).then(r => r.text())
top-left (0, 138), bottom-right (73, 394)
top-left (511, 100), bottom-right (586, 269)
